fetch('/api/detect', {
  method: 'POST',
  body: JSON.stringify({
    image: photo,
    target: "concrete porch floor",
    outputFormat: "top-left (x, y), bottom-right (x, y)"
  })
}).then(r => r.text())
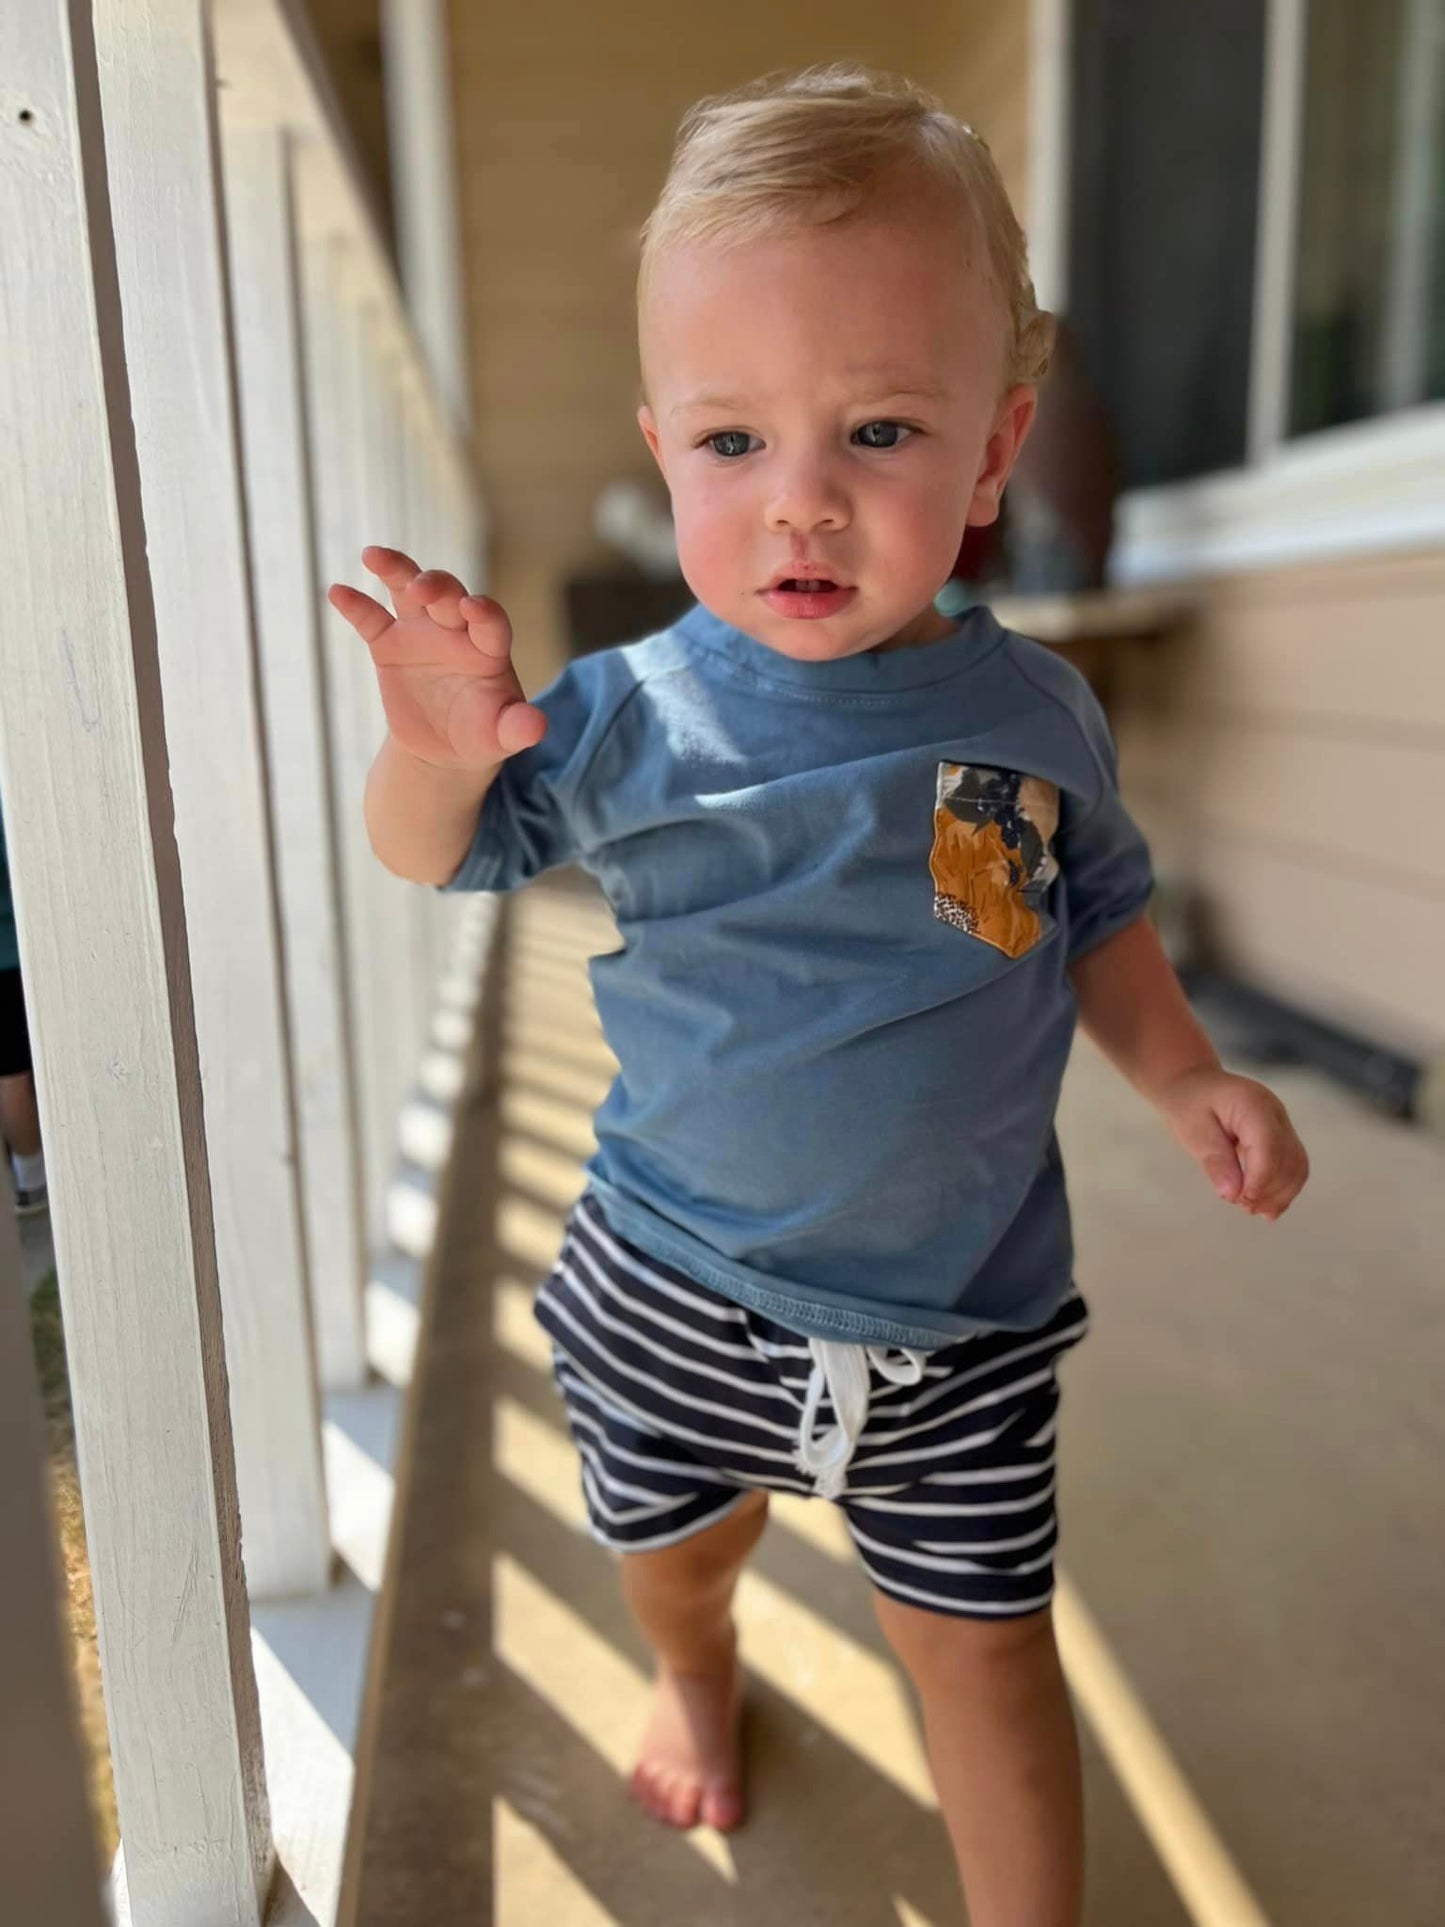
top-left (351, 873), bottom-right (1444, 1925)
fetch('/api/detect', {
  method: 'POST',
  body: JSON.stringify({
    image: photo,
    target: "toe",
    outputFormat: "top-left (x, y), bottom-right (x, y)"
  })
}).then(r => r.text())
top-left (628, 1763), bottom-right (663, 1820)
top-left (665, 1773), bottom-right (701, 1829)
top-left (631, 1762), bottom-right (702, 1830)
top-left (701, 1778), bottom-right (745, 1832)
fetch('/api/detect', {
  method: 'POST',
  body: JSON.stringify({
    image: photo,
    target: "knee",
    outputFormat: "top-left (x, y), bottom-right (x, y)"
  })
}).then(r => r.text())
top-left (877, 1596), bottom-right (1057, 1687)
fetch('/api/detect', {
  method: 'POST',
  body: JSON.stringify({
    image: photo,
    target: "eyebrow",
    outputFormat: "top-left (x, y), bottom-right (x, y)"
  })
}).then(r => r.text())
top-left (670, 382), bottom-right (948, 419)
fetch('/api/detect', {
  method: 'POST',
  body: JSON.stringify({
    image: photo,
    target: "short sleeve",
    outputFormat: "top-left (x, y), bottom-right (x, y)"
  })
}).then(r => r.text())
top-left (1056, 685), bottom-right (1154, 963)
top-left (438, 654), bottom-right (631, 894)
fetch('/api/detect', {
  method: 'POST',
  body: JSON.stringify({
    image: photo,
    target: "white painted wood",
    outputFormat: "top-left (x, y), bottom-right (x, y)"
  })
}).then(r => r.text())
top-left (1027, 0), bottom-right (1072, 315)
top-left (295, 229), bottom-right (390, 1244)
top-left (1247, 0), bottom-right (1308, 461)
top-left (0, 1172), bottom-right (107, 1925)
top-left (379, 0), bottom-right (473, 428)
top-left (0, 3), bottom-right (271, 1913)
top-left (220, 114), bottom-right (370, 1394)
top-left (355, 318), bottom-right (426, 1137)
top-left (92, 0), bottom-right (330, 1603)
top-left (398, 383), bottom-right (445, 1057)
top-left (1112, 399), bottom-right (1445, 583)
top-left (213, 0), bottom-right (473, 498)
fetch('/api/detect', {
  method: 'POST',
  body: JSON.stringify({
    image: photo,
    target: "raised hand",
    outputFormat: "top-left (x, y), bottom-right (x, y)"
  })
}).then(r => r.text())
top-left (327, 547), bottom-right (546, 771)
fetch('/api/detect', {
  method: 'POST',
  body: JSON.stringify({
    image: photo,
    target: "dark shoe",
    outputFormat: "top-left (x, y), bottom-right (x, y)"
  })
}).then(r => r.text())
top-left (14, 1182), bottom-right (47, 1218)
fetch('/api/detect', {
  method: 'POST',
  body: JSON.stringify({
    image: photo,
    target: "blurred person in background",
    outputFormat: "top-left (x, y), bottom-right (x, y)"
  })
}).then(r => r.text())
top-left (0, 798), bottom-right (46, 1216)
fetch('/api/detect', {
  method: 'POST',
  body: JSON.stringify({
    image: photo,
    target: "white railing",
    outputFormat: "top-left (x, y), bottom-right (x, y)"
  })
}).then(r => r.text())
top-left (0, 2), bottom-right (488, 1921)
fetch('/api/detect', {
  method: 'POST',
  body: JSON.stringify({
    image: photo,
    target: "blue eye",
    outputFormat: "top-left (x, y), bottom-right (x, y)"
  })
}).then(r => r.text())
top-left (705, 430), bottom-right (757, 459)
top-left (854, 420), bottom-right (912, 449)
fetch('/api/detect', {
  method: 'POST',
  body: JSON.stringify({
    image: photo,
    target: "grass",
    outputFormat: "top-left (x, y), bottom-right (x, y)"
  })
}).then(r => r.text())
top-left (28, 1267), bottom-right (120, 1864)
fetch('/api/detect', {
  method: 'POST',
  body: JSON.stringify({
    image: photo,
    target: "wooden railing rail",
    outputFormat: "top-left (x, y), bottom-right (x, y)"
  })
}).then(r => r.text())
top-left (0, 1), bottom-right (485, 1920)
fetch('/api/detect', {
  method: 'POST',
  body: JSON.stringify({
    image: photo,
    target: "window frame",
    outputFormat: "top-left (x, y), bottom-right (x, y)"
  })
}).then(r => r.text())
top-left (1030, 0), bottom-right (1445, 584)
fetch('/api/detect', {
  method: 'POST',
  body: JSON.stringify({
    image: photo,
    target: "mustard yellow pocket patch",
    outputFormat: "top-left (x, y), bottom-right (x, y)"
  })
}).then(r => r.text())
top-left (930, 763), bottom-right (1060, 958)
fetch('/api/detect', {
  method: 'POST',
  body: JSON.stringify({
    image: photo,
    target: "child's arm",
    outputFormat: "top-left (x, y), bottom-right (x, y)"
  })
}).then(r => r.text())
top-left (328, 547), bottom-right (546, 886)
top-left (1069, 914), bottom-right (1310, 1220)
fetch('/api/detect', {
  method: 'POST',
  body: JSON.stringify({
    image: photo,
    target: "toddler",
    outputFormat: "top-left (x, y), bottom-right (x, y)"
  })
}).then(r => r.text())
top-left (331, 65), bottom-right (1308, 1926)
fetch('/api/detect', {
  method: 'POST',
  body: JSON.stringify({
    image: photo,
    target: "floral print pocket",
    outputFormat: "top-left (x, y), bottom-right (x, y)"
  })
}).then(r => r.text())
top-left (929, 762), bottom-right (1060, 959)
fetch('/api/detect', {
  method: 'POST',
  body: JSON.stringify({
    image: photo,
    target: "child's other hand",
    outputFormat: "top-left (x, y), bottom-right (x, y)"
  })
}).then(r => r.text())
top-left (1158, 1068), bottom-right (1310, 1220)
top-left (327, 546), bottom-right (546, 771)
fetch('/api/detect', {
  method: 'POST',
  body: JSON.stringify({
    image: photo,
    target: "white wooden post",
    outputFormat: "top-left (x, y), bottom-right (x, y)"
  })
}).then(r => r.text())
top-left (1028, 0), bottom-right (1073, 316)
top-left (0, 1176), bottom-right (106, 1925)
top-left (219, 111), bottom-right (370, 1393)
top-left (356, 321), bottom-right (426, 1121)
top-left (294, 214), bottom-right (396, 1243)
top-left (0, 3), bottom-right (272, 1913)
top-left (379, 0), bottom-right (472, 428)
top-left (1248, 0), bottom-right (1308, 459)
top-left (91, 0), bottom-right (330, 1602)
top-left (399, 380), bottom-right (443, 1047)
top-left (1379, 0), bottom-right (1444, 411)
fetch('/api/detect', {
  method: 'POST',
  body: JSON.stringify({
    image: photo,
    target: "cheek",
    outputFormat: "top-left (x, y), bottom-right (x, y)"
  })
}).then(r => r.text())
top-left (668, 470), bottom-right (752, 587)
top-left (867, 468), bottom-right (969, 573)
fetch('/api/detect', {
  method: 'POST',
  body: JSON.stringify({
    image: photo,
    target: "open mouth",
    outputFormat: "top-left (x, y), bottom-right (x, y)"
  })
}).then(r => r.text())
top-left (762, 577), bottom-right (858, 620)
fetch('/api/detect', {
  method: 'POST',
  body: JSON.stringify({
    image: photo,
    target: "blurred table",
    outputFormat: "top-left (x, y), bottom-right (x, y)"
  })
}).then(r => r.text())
top-left (989, 584), bottom-right (1194, 717)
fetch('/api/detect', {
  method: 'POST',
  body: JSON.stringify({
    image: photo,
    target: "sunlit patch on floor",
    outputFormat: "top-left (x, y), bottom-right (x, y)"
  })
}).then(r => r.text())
top-left (501, 1085), bottom-right (598, 1160)
top-left (502, 1046), bottom-right (614, 1110)
top-left (500, 1134), bottom-right (589, 1212)
top-left (494, 1395), bottom-right (586, 1530)
top-left (497, 1191), bottom-right (569, 1273)
top-left (734, 1568), bottom-right (937, 1808)
top-left (494, 1796), bottom-right (619, 1926)
top-left (493, 1277), bottom-right (554, 1374)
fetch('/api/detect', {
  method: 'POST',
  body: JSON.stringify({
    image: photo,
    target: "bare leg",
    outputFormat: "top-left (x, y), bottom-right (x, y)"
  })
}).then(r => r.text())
top-left (0, 1071), bottom-right (41, 1160)
top-left (619, 1489), bottom-right (769, 1832)
top-left (874, 1593), bottom-right (1083, 1927)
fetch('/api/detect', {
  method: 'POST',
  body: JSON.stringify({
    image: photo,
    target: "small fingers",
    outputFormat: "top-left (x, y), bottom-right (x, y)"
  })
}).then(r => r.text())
top-left (326, 580), bottom-right (394, 645)
top-left (459, 593), bottom-right (515, 662)
top-left (410, 567), bottom-right (471, 631)
top-left (362, 547), bottom-right (497, 644)
top-left (361, 544), bottom-right (428, 620)
top-left (1238, 1131), bottom-right (1310, 1221)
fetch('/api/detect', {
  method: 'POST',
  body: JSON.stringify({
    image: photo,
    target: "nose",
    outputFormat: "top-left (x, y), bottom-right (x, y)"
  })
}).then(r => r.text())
top-left (763, 455), bottom-right (851, 535)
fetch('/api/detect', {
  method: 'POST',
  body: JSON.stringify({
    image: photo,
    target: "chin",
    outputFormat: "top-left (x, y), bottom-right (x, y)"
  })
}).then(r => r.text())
top-left (751, 619), bottom-right (872, 661)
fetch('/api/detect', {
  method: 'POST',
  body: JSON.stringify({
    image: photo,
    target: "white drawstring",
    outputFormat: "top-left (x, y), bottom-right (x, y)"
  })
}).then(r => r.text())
top-left (794, 1338), bottom-right (928, 1500)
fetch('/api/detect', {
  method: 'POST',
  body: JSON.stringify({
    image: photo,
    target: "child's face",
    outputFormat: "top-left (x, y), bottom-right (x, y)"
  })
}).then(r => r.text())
top-left (638, 196), bottom-right (1036, 658)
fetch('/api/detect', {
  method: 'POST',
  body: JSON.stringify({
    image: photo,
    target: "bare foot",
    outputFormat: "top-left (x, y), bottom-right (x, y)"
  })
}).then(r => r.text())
top-left (629, 1632), bottom-right (745, 1832)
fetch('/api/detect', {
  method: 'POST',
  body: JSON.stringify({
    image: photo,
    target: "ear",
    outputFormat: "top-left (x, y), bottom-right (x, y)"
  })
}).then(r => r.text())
top-left (964, 384), bottom-right (1038, 529)
top-left (637, 403), bottom-right (666, 477)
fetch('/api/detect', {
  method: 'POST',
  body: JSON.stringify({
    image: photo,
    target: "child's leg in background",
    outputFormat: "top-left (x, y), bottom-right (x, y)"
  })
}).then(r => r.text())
top-left (0, 1072), bottom-right (41, 1160)
top-left (875, 1592), bottom-right (1083, 1927)
top-left (619, 1489), bottom-right (769, 1833)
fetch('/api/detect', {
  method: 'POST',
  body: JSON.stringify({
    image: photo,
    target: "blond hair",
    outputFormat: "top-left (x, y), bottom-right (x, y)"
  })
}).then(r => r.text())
top-left (639, 64), bottom-right (1053, 388)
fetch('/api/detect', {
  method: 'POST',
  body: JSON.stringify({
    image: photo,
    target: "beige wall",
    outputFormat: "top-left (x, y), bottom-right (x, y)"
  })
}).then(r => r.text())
top-left (448, 1), bottom-right (1031, 686)
top-left (1110, 551), bottom-right (1445, 1053)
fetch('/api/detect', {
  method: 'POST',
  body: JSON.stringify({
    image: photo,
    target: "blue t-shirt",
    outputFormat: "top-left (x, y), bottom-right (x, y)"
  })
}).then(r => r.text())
top-left (444, 602), bottom-right (1152, 1348)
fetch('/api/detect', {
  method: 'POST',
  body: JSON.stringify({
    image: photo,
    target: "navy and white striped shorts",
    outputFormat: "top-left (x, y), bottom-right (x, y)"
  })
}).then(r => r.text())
top-left (534, 1191), bottom-right (1090, 1620)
